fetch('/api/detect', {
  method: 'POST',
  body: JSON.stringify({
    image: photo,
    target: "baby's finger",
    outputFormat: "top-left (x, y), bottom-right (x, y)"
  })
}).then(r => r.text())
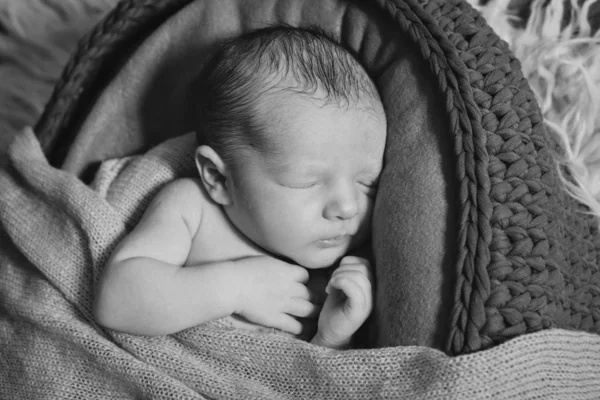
top-left (289, 283), bottom-right (324, 305)
top-left (272, 314), bottom-right (304, 336)
top-left (289, 283), bottom-right (311, 300)
top-left (333, 262), bottom-right (374, 284)
top-left (330, 269), bottom-right (370, 288)
top-left (328, 277), bottom-right (369, 313)
top-left (339, 256), bottom-right (370, 267)
top-left (335, 259), bottom-right (371, 273)
top-left (287, 264), bottom-right (310, 283)
top-left (285, 297), bottom-right (321, 318)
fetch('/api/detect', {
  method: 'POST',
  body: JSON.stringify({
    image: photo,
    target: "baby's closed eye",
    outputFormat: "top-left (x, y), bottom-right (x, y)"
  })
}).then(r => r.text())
top-left (357, 180), bottom-right (379, 197)
top-left (286, 182), bottom-right (319, 189)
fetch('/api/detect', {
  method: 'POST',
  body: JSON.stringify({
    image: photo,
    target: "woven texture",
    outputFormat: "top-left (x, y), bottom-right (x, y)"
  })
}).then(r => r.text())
top-left (2, 128), bottom-right (600, 399)
top-left (374, 0), bottom-right (600, 352)
top-left (32, 0), bottom-right (600, 355)
top-left (411, 0), bottom-right (600, 353)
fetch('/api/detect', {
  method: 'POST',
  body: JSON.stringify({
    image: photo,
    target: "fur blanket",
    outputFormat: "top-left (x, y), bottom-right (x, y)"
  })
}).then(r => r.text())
top-left (472, 0), bottom-right (600, 217)
top-left (1, 128), bottom-right (600, 399)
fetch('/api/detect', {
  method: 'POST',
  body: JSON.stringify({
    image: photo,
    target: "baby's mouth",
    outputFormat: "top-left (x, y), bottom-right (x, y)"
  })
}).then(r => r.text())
top-left (316, 235), bottom-right (351, 248)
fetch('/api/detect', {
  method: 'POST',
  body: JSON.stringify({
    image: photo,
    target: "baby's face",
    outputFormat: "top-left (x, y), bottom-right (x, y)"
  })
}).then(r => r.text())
top-left (224, 94), bottom-right (387, 269)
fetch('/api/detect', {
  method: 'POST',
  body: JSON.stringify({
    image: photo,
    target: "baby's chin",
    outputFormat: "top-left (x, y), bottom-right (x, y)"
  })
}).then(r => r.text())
top-left (292, 249), bottom-right (348, 270)
top-left (272, 241), bottom-right (363, 269)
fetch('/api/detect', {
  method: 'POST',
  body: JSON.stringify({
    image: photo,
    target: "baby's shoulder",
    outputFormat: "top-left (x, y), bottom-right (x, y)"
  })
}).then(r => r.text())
top-left (159, 177), bottom-right (205, 200)
top-left (156, 178), bottom-right (205, 204)
top-left (150, 178), bottom-right (207, 225)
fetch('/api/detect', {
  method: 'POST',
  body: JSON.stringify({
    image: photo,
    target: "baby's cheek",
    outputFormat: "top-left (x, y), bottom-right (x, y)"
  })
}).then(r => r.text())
top-left (364, 194), bottom-right (376, 211)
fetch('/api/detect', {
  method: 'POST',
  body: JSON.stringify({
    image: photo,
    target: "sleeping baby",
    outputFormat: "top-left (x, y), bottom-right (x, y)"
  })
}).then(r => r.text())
top-left (93, 26), bottom-right (387, 349)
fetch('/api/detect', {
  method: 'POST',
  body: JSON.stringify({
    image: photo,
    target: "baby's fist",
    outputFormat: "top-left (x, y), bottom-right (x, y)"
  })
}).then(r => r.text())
top-left (313, 256), bottom-right (373, 348)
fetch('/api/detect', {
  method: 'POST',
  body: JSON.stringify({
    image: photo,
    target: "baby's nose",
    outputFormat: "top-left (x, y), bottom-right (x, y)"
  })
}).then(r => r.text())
top-left (323, 181), bottom-right (359, 220)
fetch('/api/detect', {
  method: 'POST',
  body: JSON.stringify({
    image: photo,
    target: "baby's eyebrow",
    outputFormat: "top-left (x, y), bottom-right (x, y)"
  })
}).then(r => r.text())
top-left (275, 165), bottom-right (323, 178)
top-left (266, 158), bottom-right (324, 174)
top-left (271, 162), bottom-right (383, 181)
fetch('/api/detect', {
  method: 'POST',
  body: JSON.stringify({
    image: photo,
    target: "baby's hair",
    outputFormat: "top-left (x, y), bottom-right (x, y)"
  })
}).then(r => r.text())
top-left (191, 25), bottom-right (380, 165)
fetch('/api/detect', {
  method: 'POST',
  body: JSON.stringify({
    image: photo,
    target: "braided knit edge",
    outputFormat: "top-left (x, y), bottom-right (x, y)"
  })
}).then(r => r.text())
top-left (377, 0), bottom-right (494, 354)
top-left (34, 0), bottom-right (194, 167)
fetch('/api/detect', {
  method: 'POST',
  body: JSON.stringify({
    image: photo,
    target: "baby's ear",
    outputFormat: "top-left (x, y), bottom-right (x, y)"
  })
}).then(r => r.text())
top-left (195, 145), bottom-right (232, 205)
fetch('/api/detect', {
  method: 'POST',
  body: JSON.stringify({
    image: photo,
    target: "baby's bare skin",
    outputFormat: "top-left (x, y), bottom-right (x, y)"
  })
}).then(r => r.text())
top-left (182, 178), bottom-right (330, 337)
top-left (95, 178), bottom-right (317, 335)
top-left (185, 178), bottom-right (266, 264)
top-left (94, 93), bottom-right (385, 349)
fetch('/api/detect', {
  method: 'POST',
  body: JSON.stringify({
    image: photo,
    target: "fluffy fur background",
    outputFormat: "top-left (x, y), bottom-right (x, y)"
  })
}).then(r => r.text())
top-left (471, 0), bottom-right (600, 218)
top-left (0, 0), bottom-right (599, 218)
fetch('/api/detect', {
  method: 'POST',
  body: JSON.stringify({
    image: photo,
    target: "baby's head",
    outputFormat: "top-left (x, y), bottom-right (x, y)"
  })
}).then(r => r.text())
top-left (193, 26), bottom-right (387, 269)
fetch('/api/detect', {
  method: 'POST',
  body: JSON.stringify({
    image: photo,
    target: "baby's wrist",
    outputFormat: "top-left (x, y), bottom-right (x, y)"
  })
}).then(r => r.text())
top-left (311, 330), bottom-right (352, 350)
top-left (216, 260), bottom-right (243, 316)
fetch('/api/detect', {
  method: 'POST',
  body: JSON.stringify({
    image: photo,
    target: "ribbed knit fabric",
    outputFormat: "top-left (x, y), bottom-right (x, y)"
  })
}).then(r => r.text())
top-left (1, 128), bottom-right (600, 399)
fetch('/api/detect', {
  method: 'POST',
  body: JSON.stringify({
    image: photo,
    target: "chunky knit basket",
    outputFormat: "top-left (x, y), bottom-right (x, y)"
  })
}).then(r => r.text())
top-left (34, 0), bottom-right (600, 355)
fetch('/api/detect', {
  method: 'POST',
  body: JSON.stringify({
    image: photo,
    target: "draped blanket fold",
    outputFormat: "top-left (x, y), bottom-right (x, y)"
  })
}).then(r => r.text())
top-left (1, 128), bottom-right (600, 400)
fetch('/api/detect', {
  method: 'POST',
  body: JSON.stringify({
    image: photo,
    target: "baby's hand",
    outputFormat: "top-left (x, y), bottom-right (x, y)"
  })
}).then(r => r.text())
top-left (233, 256), bottom-right (321, 335)
top-left (313, 256), bottom-right (373, 349)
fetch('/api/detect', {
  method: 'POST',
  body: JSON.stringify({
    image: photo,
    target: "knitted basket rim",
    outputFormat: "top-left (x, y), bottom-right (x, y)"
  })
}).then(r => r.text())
top-left (35, 0), bottom-right (193, 167)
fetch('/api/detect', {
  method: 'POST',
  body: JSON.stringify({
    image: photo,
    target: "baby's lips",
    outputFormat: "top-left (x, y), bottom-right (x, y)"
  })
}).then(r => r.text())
top-left (316, 234), bottom-right (350, 247)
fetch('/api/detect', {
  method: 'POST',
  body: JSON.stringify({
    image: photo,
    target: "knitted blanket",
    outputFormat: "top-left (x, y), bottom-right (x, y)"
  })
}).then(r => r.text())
top-left (2, 128), bottom-right (600, 399)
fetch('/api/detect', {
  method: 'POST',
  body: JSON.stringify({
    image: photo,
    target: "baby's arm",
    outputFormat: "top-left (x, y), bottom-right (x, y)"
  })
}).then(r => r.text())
top-left (311, 256), bottom-right (373, 349)
top-left (93, 179), bottom-right (318, 336)
top-left (93, 179), bottom-right (240, 335)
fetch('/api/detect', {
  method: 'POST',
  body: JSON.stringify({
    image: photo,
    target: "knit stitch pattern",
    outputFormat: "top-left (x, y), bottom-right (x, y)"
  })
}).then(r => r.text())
top-left (374, 0), bottom-right (600, 353)
top-left (413, 0), bottom-right (600, 353)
